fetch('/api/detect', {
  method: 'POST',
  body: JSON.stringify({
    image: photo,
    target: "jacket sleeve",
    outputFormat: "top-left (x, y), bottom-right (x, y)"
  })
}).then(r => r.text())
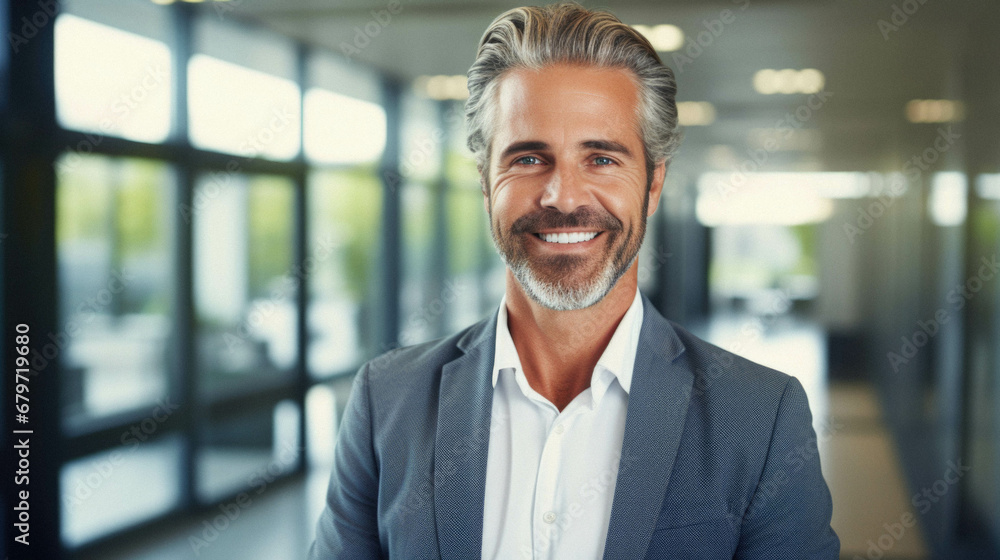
top-left (734, 376), bottom-right (840, 559)
top-left (309, 362), bottom-right (384, 559)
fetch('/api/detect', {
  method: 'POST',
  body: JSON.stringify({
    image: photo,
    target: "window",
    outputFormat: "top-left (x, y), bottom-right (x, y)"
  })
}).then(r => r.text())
top-left (444, 105), bottom-right (498, 330)
top-left (308, 169), bottom-right (382, 377)
top-left (56, 154), bottom-right (175, 424)
top-left (304, 89), bottom-right (386, 165)
top-left (188, 55), bottom-right (301, 160)
top-left (399, 93), bottom-right (444, 345)
top-left (196, 400), bottom-right (300, 502)
top-left (61, 436), bottom-right (183, 546)
top-left (193, 174), bottom-right (297, 396)
top-left (55, 14), bottom-right (172, 143)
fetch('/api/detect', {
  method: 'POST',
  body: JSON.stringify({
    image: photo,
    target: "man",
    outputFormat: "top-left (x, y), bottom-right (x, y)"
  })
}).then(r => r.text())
top-left (310, 3), bottom-right (839, 558)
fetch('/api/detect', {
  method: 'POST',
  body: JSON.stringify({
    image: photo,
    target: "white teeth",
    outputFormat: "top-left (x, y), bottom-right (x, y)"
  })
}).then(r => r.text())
top-left (538, 231), bottom-right (599, 244)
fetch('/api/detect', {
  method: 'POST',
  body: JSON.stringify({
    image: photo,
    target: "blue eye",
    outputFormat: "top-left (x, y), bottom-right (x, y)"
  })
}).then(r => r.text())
top-left (515, 155), bottom-right (541, 165)
top-left (594, 156), bottom-right (614, 166)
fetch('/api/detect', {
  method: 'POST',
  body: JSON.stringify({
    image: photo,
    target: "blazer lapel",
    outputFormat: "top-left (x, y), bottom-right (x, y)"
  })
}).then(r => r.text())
top-left (603, 295), bottom-right (691, 560)
top-left (434, 312), bottom-right (497, 560)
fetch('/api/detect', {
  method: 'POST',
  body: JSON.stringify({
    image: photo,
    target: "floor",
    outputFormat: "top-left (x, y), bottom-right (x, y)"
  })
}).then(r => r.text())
top-left (77, 315), bottom-right (929, 560)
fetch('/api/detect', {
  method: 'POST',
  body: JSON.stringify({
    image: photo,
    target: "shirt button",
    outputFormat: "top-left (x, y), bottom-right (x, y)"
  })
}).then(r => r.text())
top-left (543, 511), bottom-right (557, 524)
top-left (553, 424), bottom-right (565, 434)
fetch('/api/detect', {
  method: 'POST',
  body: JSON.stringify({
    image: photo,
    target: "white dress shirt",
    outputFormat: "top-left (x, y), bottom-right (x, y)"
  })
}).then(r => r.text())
top-left (481, 288), bottom-right (644, 560)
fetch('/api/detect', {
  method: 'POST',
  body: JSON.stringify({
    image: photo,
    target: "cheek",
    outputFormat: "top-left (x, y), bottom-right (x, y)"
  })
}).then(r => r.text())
top-left (492, 185), bottom-right (534, 218)
top-left (488, 197), bottom-right (519, 229)
top-left (597, 190), bottom-right (647, 221)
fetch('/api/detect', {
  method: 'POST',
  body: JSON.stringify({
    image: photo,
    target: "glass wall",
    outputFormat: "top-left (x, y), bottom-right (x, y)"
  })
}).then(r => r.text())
top-left (50, 4), bottom-right (325, 550)
top-left (54, 14), bottom-right (172, 143)
top-left (445, 100), bottom-right (502, 332)
top-left (308, 169), bottom-right (382, 376)
top-left (306, 53), bottom-right (386, 375)
top-left (398, 92), bottom-right (443, 346)
top-left (56, 154), bottom-right (175, 424)
top-left (193, 173), bottom-right (297, 396)
top-left (962, 173), bottom-right (1000, 542)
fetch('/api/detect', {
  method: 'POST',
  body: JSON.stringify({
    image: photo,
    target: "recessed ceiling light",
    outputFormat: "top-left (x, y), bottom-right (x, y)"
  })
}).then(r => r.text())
top-left (677, 101), bottom-right (715, 126)
top-left (906, 99), bottom-right (964, 123)
top-left (414, 75), bottom-right (469, 100)
top-left (753, 68), bottom-right (825, 95)
top-left (631, 24), bottom-right (684, 52)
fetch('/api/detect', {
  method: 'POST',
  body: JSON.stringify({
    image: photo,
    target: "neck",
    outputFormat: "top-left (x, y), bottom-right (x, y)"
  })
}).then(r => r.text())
top-left (503, 263), bottom-right (638, 410)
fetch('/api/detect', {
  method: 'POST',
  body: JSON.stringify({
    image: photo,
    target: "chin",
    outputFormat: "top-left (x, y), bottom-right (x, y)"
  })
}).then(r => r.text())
top-left (512, 261), bottom-right (620, 311)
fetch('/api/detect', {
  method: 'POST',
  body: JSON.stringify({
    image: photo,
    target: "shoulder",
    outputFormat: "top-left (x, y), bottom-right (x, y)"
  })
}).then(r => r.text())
top-left (670, 320), bottom-right (792, 390)
top-left (662, 319), bottom-right (804, 425)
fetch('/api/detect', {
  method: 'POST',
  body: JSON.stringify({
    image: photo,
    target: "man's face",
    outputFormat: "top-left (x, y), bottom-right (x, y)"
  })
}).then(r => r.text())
top-left (484, 63), bottom-right (665, 310)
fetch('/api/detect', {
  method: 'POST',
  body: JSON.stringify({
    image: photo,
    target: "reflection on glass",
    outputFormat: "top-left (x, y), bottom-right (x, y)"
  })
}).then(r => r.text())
top-left (710, 224), bottom-right (817, 313)
top-left (196, 400), bottom-right (300, 503)
top-left (188, 55), bottom-right (301, 160)
top-left (445, 118), bottom-right (505, 316)
top-left (928, 172), bottom-right (967, 226)
top-left (399, 91), bottom-right (441, 182)
top-left (304, 88), bottom-right (386, 165)
top-left (56, 154), bottom-right (174, 422)
top-left (61, 435), bottom-right (182, 546)
top-left (447, 187), bottom-right (487, 332)
top-left (306, 384), bottom-right (338, 469)
top-left (400, 182), bottom-right (438, 345)
top-left (308, 168), bottom-right (382, 378)
top-left (55, 14), bottom-right (172, 143)
top-left (193, 174), bottom-right (297, 396)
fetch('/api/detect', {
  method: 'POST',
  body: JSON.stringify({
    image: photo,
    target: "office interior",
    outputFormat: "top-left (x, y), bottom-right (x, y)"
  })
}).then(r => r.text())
top-left (1, 0), bottom-right (999, 558)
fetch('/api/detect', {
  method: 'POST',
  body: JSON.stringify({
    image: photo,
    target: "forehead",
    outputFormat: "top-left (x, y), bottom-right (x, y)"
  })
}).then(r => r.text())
top-left (492, 63), bottom-right (642, 146)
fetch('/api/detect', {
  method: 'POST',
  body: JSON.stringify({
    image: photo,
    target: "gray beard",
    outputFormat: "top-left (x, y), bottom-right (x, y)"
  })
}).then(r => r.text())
top-left (495, 236), bottom-right (639, 311)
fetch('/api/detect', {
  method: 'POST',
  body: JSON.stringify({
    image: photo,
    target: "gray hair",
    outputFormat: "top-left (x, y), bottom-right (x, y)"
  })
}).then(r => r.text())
top-left (464, 2), bottom-right (681, 189)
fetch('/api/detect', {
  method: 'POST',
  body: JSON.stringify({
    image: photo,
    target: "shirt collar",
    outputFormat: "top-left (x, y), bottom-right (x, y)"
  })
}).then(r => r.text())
top-left (491, 287), bottom-right (644, 402)
top-left (492, 299), bottom-right (524, 386)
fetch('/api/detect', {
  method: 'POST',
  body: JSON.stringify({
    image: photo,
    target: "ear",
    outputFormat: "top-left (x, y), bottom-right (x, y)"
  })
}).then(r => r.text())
top-left (646, 160), bottom-right (667, 216)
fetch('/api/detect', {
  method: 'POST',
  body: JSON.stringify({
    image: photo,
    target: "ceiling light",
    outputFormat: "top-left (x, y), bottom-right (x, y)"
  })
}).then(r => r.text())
top-left (906, 99), bottom-right (965, 123)
top-left (632, 24), bottom-right (684, 52)
top-left (754, 68), bottom-right (826, 95)
top-left (677, 101), bottom-right (715, 126)
top-left (795, 68), bottom-right (824, 94)
top-left (753, 69), bottom-right (778, 95)
top-left (414, 75), bottom-right (469, 100)
top-left (775, 69), bottom-right (798, 94)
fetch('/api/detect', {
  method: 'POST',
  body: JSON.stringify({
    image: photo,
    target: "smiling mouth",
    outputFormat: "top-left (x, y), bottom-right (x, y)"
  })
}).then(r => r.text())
top-left (533, 231), bottom-right (602, 244)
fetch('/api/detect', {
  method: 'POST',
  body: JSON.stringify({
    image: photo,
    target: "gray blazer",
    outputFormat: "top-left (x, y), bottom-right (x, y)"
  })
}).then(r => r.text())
top-left (309, 294), bottom-right (839, 559)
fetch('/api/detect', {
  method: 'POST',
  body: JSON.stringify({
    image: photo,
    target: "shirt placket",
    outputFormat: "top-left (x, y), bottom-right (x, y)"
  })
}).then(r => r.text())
top-left (530, 401), bottom-right (590, 560)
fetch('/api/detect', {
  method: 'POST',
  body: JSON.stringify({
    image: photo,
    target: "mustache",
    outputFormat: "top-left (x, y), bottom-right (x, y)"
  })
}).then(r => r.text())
top-left (510, 207), bottom-right (622, 235)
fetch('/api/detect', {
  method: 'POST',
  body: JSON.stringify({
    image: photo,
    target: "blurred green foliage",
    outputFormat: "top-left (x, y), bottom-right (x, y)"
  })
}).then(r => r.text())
top-left (248, 176), bottom-right (294, 298)
top-left (310, 166), bottom-right (382, 301)
top-left (56, 154), bottom-right (172, 315)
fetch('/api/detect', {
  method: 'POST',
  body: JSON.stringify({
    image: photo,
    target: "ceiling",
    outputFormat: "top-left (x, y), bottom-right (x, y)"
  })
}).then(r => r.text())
top-left (200, 0), bottom-right (996, 172)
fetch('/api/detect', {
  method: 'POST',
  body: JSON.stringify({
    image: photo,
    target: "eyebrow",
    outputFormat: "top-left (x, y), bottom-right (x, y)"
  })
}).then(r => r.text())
top-left (497, 139), bottom-right (634, 163)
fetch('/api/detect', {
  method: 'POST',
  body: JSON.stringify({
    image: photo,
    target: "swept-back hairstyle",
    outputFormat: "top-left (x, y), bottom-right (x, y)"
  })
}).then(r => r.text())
top-left (464, 2), bottom-right (681, 188)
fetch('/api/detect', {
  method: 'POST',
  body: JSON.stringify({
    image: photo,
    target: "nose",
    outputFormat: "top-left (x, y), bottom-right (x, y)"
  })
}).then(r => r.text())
top-left (538, 162), bottom-right (590, 215)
